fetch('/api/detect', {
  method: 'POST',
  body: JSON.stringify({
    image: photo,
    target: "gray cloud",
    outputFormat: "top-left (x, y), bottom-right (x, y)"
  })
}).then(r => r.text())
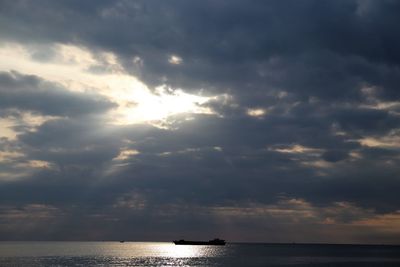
top-left (1, 0), bottom-right (400, 242)
top-left (0, 71), bottom-right (116, 116)
top-left (2, 0), bottom-right (400, 101)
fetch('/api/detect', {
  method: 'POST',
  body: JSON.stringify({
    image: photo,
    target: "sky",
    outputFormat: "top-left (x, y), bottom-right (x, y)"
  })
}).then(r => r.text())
top-left (1, 0), bottom-right (400, 243)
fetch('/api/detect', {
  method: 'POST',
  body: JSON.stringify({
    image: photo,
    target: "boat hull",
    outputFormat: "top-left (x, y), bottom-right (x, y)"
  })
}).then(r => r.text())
top-left (173, 240), bottom-right (226, 245)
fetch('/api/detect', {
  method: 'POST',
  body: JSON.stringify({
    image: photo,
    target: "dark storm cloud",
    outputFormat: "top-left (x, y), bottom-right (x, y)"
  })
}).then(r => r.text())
top-left (5, 112), bottom-right (398, 211)
top-left (332, 107), bottom-right (400, 136)
top-left (1, 0), bottom-right (400, 242)
top-left (2, 0), bottom-right (400, 99)
top-left (0, 71), bottom-right (116, 116)
top-left (115, 114), bottom-right (399, 211)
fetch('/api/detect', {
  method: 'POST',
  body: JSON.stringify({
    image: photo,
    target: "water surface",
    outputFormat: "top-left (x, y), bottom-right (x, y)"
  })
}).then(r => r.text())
top-left (1, 242), bottom-right (400, 266)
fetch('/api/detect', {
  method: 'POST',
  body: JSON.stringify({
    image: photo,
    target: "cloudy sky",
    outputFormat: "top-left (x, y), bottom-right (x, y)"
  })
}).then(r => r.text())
top-left (1, 0), bottom-right (400, 243)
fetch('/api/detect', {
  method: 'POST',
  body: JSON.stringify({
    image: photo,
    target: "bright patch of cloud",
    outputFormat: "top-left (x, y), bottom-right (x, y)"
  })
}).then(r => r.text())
top-left (247, 108), bottom-right (266, 117)
top-left (120, 86), bottom-right (212, 124)
top-left (359, 131), bottom-right (400, 149)
top-left (18, 160), bottom-right (53, 169)
top-left (0, 150), bottom-right (24, 163)
top-left (113, 149), bottom-right (140, 161)
top-left (0, 113), bottom-right (58, 140)
top-left (0, 118), bottom-right (17, 140)
top-left (270, 144), bottom-right (323, 154)
top-left (0, 43), bottom-right (215, 125)
top-left (168, 55), bottom-right (183, 65)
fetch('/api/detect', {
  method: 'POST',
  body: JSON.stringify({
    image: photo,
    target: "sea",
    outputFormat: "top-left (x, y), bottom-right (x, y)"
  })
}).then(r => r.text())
top-left (0, 242), bottom-right (400, 266)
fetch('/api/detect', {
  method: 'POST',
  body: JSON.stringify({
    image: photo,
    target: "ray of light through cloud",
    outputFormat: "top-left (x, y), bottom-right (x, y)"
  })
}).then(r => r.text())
top-left (0, 42), bottom-right (214, 126)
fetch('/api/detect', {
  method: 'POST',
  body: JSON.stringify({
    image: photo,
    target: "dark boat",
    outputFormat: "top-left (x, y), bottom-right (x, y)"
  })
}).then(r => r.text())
top-left (173, 238), bottom-right (226, 245)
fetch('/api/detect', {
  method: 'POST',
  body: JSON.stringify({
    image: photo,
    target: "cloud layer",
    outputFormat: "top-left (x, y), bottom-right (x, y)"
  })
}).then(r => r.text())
top-left (1, 0), bottom-right (400, 243)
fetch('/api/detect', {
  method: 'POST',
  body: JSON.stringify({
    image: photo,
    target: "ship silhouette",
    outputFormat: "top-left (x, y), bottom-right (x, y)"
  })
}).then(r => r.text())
top-left (173, 238), bottom-right (226, 245)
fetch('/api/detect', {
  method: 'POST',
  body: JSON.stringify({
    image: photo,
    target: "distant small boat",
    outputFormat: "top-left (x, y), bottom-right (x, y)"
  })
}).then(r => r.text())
top-left (173, 238), bottom-right (226, 245)
top-left (119, 240), bottom-right (125, 243)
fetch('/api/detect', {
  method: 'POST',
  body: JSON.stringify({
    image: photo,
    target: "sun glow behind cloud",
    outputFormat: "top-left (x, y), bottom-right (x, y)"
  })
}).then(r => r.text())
top-left (119, 86), bottom-right (212, 124)
top-left (0, 42), bottom-right (213, 126)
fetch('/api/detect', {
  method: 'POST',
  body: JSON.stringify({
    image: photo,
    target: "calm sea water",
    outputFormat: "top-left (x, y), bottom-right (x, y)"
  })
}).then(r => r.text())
top-left (0, 242), bottom-right (400, 266)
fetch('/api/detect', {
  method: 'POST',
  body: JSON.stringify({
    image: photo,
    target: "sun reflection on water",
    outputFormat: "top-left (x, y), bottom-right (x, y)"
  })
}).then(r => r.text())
top-left (0, 241), bottom-right (226, 260)
top-left (148, 242), bottom-right (221, 258)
